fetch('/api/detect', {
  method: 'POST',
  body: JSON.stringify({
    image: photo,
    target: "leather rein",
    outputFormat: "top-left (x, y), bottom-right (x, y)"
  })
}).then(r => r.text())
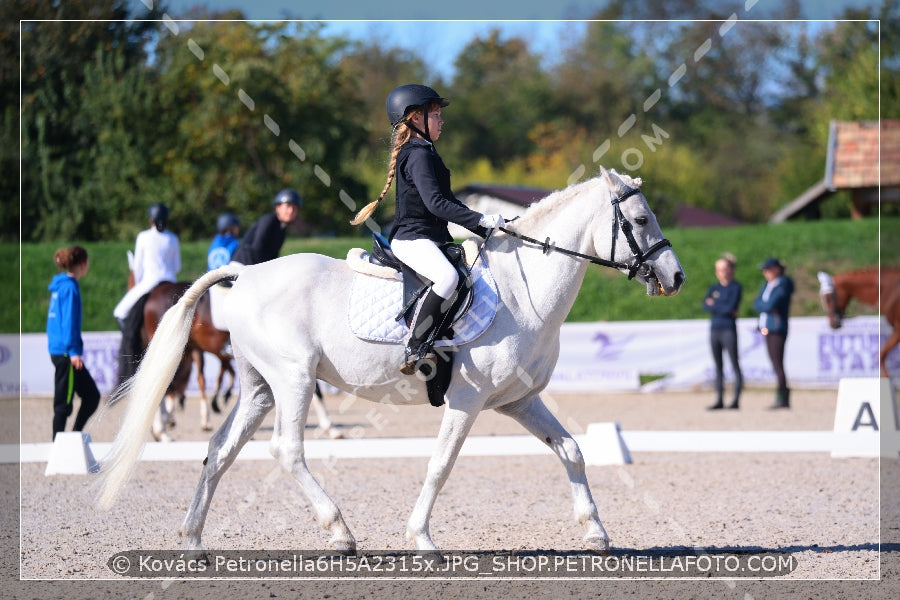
top-left (499, 185), bottom-right (672, 280)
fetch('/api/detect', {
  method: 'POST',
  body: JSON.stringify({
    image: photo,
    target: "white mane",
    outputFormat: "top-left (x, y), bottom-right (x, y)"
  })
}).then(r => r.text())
top-left (515, 167), bottom-right (643, 226)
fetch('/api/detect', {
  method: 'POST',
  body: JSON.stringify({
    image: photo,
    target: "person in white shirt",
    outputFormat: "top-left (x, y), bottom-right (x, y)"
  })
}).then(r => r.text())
top-left (114, 203), bottom-right (181, 383)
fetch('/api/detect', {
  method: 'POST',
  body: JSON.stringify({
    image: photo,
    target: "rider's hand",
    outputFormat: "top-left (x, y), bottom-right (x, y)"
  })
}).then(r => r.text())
top-left (478, 214), bottom-right (505, 230)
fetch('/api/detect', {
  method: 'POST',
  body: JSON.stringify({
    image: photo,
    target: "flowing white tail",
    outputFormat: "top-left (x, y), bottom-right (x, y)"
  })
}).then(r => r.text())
top-left (96, 264), bottom-right (243, 510)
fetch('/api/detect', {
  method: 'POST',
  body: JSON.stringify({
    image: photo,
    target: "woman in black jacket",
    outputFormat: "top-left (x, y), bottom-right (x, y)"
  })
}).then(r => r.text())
top-left (351, 84), bottom-right (504, 374)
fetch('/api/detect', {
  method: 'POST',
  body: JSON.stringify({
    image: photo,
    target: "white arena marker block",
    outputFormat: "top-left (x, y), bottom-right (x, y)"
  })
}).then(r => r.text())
top-left (831, 378), bottom-right (882, 458)
top-left (583, 422), bottom-right (632, 466)
top-left (45, 432), bottom-right (99, 475)
top-left (881, 378), bottom-right (900, 459)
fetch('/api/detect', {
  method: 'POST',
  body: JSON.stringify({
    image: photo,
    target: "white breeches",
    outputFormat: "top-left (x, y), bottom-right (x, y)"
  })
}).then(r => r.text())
top-left (390, 238), bottom-right (459, 299)
top-left (113, 279), bottom-right (167, 320)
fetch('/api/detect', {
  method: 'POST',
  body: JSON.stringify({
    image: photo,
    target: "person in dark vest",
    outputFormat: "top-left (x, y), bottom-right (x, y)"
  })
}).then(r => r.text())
top-left (350, 84), bottom-right (504, 374)
top-left (753, 257), bottom-right (795, 409)
top-left (702, 254), bottom-right (743, 410)
top-left (230, 189), bottom-right (301, 267)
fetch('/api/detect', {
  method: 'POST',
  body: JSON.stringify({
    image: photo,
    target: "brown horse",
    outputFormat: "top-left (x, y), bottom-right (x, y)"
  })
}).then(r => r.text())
top-left (819, 267), bottom-right (900, 377)
top-left (141, 281), bottom-right (236, 434)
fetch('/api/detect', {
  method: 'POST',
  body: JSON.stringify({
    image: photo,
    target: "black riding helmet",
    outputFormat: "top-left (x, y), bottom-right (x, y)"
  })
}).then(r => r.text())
top-left (216, 212), bottom-right (240, 233)
top-left (273, 188), bottom-right (302, 207)
top-left (148, 203), bottom-right (169, 232)
top-left (385, 83), bottom-right (449, 142)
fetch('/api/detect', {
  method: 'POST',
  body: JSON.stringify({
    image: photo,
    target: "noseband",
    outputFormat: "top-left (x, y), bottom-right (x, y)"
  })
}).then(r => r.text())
top-left (499, 185), bottom-right (672, 279)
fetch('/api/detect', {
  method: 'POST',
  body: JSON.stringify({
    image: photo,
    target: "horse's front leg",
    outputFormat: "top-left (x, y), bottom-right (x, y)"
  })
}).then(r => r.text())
top-left (180, 359), bottom-right (273, 550)
top-left (407, 399), bottom-right (481, 551)
top-left (496, 395), bottom-right (610, 554)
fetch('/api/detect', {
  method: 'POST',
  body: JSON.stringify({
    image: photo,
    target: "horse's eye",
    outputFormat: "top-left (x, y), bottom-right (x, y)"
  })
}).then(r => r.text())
top-left (635, 216), bottom-right (648, 226)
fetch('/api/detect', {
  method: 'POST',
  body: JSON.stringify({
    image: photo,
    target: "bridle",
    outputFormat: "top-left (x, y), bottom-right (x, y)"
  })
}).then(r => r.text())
top-left (820, 289), bottom-right (844, 326)
top-left (499, 185), bottom-right (672, 280)
top-left (817, 272), bottom-right (843, 328)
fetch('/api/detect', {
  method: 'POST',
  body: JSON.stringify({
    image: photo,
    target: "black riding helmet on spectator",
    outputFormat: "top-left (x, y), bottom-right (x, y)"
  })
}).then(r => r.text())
top-left (148, 203), bottom-right (169, 232)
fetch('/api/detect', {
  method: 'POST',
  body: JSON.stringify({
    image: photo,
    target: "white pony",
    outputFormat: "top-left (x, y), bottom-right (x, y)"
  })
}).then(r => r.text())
top-left (97, 166), bottom-right (685, 553)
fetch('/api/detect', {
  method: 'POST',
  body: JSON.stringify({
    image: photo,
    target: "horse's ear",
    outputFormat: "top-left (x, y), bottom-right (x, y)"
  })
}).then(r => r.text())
top-left (601, 166), bottom-right (630, 194)
top-left (599, 165), bottom-right (616, 189)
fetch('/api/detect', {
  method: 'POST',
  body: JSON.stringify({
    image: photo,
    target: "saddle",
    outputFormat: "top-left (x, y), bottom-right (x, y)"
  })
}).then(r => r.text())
top-left (357, 233), bottom-right (478, 407)
top-left (368, 233), bottom-right (474, 330)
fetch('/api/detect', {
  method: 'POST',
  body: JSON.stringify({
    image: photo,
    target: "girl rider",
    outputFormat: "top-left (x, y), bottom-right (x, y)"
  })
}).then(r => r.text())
top-left (351, 84), bottom-right (504, 374)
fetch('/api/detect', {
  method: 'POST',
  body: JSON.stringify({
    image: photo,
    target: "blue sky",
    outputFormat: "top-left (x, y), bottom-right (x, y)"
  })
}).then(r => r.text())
top-left (156, 0), bottom-right (882, 79)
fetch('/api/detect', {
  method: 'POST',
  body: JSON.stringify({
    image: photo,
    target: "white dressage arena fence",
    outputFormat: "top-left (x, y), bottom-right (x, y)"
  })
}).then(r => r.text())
top-left (3, 315), bottom-right (895, 399)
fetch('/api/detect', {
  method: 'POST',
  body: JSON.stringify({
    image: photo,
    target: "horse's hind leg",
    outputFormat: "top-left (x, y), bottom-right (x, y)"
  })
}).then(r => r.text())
top-left (192, 349), bottom-right (212, 431)
top-left (496, 395), bottom-right (611, 553)
top-left (151, 399), bottom-right (173, 442)
top-left (211, 357), bottom-right (227, 414)
top-left (269, 373), bottom-right (355, 553)
top-left (179, 356), bottom-right (273, 550)
top-left (311, 384), bottom-right (343, 439)
top-left (212, 356), bottom-right (236, 413)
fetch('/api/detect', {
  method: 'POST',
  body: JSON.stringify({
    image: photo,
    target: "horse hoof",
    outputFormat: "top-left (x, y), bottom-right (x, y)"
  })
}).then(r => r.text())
top-left (325, 427), bottom-right (344, 440)
top-left (406, 530), bottom-right (439, 552)
top-left (211, 400), bottom-right (221, 414)
top-left (330, 537), bottom-right (357, 555)
top-left (584, 533), bottom-right (611, 555)
top-left (201, 424), bottom-right (213, 432)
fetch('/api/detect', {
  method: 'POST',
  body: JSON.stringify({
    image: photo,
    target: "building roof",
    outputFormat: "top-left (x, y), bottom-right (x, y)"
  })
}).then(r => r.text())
top-left (826, 119), bottom-right (900, 189)
top-left (770, 119), bottom-right (900, 223)
top-left (674, 204), bottom-right (743, 227)
top-left (455, 184), bottom-right (549, 207)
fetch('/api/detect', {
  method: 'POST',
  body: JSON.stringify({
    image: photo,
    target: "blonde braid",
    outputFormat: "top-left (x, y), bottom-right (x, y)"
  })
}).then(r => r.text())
top-left (350, 118), bottom-right (415, 226)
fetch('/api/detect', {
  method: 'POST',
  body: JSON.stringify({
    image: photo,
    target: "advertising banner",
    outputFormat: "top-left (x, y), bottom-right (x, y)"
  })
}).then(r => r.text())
top-left (2, 316), bottom-right (895, 397)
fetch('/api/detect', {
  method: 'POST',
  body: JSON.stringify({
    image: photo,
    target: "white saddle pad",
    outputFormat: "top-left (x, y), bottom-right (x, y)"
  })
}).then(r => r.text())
top-left (348, 260), bottom-right (499, 346)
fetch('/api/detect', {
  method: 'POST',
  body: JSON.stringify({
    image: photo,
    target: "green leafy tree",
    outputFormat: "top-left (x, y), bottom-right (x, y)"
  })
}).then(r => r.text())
top-left (15, 1), bottom-right (165, 241)
top-left (140, 20), bottom-right (370, 238)
top-left (336, 40), bottom-right (428, 224)
top-left (444, 30), bottom-right (553, 169)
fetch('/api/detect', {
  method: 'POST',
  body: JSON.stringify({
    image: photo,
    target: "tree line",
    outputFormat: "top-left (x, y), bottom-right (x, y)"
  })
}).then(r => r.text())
top-left (3, 0), bottom-right (898, 242)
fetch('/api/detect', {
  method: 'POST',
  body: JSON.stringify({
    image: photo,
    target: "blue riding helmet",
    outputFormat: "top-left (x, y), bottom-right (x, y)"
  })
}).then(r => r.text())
top-left (216, 212), bottom-right (240, 233)
top-left (273, 188), bottom-right (302, 207)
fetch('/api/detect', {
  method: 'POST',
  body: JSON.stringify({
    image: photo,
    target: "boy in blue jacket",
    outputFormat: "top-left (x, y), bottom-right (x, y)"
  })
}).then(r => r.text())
top-left (47, 246), bottom-right (100, 439)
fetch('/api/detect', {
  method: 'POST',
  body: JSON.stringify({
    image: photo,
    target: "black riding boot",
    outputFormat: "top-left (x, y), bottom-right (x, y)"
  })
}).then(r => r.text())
top-left (769, 387), bottom-right (790, 409)
top-left (400, 290), bottom-right (452, 375)
top-left (707, 394), bottom-right (724, 410)
top-left (728, 382), bottom-right (742, 409)
top-left (116, 301), bottom-right (145, 386)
